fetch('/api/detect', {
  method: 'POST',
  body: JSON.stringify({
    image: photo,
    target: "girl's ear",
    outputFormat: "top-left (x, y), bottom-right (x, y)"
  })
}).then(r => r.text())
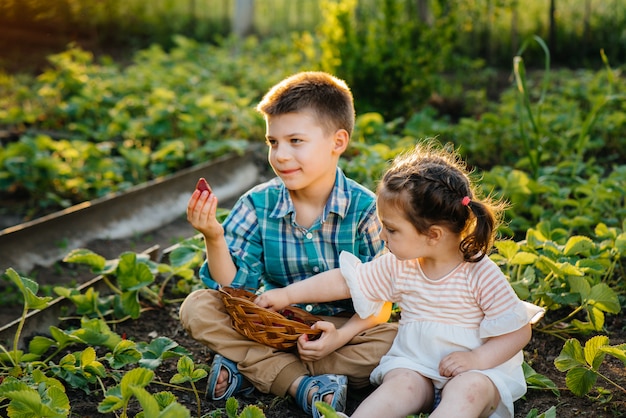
top-left (332, 129), bottom-right (350, 154)
top-left (427, 225), bottom-right (444, 243)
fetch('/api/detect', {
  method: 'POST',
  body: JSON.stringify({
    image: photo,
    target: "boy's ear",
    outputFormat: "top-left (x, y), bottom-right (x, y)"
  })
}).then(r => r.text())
top-left (332, 129), bottom-right (350, 154)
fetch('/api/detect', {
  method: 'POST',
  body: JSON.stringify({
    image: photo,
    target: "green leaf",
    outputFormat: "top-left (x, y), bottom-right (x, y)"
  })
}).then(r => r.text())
top-left (239, 404), bottom-right (267, 418)
top-left (72, 318), bottom-right (122, 350)
top-left (600, 344), bottom-right (626, 366)
top-left (575, 259), bottom-right (608, 276)
top-left (4, 268), bottom-right (52, 310)
top-left (120, 367), bottom-right (154, 399)
top-left (121, 289), bottom-right (141, 319)
top-left (63, 248), bottom-right (107, 272)
top-left (159, 401), bottom-right (192, 417)
top-left (49, 326), bottom-right (84, 347)
top-left (511, 251), bottom-right (538, 265)
top-left (80, 346), bottom-right (97, 365)
top-left (494, 240), bottom-right (519, 260)
top-left (2, 373), bottom-right (69, 417)
top-left (98, 394), bottom-right (125, 413)
top-left (137, 337), bottom-right (189, 370)
top-left (153, 391), bottom-right (178, 410)
top-left (586, 305), bottom-right (605, 331)
top-left (117, 253), bottom-right (155, 291)
top-left (28, 335), bottom-right (55, 356)
top-left (522, 362), bottom-right (559, 396)
top-left (525, 406), bottom-right (557, 418)
top-left (225, 396), bottom-right (239, 416)
top-left (593, 223), bottom-right (614, 240)
top-left (614, 231), bottom-right (626, 253)
top-left (565, 367), bottom-right (597, 397)
top-left (538, 256), bottom-right (583, 277)
top-left (314, 401), bottom-right (339, 418)
top-left (170, 356), bottom-right (207, 384)
top-left (583, 335), bottom-right (609, 371)
top-left (555, 339), bottom-right (586, 371)
top-left (5, 389), bottom-right (46, 418)
top-left (106, 339), bottom-right (142, 369)
top-left (588, 283), bottom-right (621, 314)
top-left (45, 385), bottom-right (71, 417)
top-left (131, 386), bottom-right (161, 417)
top-left (0, 378), bottom-right (30, 396)
top-left (168, 246), bottom-right (201, 267)
top-left (567, 276), bottom-right (590, 299)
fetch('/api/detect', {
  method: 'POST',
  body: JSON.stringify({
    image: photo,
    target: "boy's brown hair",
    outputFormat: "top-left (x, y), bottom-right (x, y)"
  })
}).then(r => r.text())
top-left (256, 71), bottom-right (355, 136)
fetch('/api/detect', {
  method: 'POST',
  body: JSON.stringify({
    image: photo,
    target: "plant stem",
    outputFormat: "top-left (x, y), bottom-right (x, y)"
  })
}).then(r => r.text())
top-left (541, 305), bottom-right (585, 332)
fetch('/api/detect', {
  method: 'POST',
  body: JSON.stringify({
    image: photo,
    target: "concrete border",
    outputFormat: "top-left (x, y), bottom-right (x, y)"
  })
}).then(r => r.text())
top-left (0, 151), bottom-right (260, 273)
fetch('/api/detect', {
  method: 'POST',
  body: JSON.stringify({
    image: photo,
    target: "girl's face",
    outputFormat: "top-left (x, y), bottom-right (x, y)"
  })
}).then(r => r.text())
top-left (376, 196), bottom-right (428, 260)
top-left (265, 110), bottom-right (346, 193)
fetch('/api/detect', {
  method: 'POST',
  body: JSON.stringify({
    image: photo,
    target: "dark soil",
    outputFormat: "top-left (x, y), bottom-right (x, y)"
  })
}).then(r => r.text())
top-left (2, 216), bottom-right (625, 418)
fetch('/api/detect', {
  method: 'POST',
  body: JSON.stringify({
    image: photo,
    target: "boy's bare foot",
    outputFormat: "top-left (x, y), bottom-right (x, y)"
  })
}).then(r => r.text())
top-left (292, 374), bottom-right (348, 417)
top-left (207, 354), bottom-right (254, 400)
top-left (212, 367), bottom-right (229, 398)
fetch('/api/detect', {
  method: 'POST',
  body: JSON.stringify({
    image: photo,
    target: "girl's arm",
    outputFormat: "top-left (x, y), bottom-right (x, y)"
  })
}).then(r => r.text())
top-left (254, 268), bottom-right (351, 310)
top-left (439, 324), bottom-right (532, 377)
top-left (297, 302), bottom-right (392, 361)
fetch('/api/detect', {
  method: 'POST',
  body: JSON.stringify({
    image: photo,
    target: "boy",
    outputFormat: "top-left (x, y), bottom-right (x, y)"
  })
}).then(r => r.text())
top-left (179, 71), bottom-right (397, 417)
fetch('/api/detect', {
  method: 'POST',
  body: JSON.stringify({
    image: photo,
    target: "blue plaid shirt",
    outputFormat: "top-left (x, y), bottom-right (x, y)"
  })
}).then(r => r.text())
top-left (199, 167), bottom-right (383, 316)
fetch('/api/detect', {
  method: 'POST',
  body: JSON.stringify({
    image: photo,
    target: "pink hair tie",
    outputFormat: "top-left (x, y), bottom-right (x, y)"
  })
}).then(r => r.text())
top-left (461, 196), bottom-right (471, 206)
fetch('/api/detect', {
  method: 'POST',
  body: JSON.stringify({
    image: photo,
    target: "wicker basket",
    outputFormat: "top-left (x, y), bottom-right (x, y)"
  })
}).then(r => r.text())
top-left (219, 287), bottom-right (322, 351)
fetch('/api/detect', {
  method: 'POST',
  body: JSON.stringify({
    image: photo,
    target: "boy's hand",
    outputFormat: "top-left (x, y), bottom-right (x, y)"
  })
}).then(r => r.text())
top-left (254, 289), bottom-right (290, 311)
top-left (297, 321), bottom-right (343, 361)
top-left (187, 179), bottom-right (224, 240)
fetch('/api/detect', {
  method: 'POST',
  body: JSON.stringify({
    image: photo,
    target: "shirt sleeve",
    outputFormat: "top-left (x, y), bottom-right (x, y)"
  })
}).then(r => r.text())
top-left (199, 196), bottom-right (264, 290)
top-left (355, 202), bottom-right (385, 263)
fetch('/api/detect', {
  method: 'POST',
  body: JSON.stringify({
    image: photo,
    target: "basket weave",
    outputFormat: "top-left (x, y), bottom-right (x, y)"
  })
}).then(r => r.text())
top-left (219, 287), bottom-right (322, 350)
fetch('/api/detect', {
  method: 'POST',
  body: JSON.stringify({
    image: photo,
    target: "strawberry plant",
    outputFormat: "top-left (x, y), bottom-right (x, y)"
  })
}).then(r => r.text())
top-left (555, 336), bottom-right (626, 397)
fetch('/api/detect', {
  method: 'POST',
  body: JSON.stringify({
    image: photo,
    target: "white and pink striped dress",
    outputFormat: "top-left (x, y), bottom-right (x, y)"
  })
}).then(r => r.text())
top-left (339, 251), bottom-right (544, 418)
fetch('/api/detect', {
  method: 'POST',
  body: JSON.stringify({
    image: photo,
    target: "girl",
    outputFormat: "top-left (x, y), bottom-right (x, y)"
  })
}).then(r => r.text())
top-left (255, 141), bottom-right (544, 418)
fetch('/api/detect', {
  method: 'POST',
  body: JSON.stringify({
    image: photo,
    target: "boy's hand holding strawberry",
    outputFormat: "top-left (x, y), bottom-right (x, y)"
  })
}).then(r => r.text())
top-left (187, 177), bottom-right (224, 241)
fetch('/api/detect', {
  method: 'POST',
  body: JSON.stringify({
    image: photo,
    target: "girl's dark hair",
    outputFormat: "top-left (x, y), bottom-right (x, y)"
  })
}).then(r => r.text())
top-left (255, 71), bottom-right (355, 136)
top-left (378, 140), bottom-right (507, 262)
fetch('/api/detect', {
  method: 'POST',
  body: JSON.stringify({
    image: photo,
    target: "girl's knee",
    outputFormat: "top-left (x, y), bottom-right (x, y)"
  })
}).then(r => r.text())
top-left (384, 369), bottom-right (434, 401)
top-left (443, 372), bottom-right (499, 416)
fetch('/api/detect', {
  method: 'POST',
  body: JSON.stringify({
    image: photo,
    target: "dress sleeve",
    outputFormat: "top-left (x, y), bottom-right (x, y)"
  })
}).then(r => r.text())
top-left (480, 300), bottom-right (545, 338)
top-left (472, 257), bottom-right (545, 338)
top-left (339, 251), bottom-right (386, 319)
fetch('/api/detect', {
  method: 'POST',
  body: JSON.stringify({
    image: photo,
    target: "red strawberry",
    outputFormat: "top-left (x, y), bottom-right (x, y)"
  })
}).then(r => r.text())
top-left (195, 177), bottom-right (212, 193)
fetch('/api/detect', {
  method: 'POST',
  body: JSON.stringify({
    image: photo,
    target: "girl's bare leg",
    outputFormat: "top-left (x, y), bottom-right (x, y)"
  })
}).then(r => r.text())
top-left (351, 368), bottom-right (433, 418)
top-left (430, 372), bottom-right (500, 418)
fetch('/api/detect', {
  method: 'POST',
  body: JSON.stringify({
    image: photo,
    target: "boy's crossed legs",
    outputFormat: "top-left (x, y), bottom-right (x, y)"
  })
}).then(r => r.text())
top-left (180, 289), bottom-right (397, 415)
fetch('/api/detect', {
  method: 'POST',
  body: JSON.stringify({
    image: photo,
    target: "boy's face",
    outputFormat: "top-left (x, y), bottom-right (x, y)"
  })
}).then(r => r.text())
top-left (265, 110), bottom-right (348, 192)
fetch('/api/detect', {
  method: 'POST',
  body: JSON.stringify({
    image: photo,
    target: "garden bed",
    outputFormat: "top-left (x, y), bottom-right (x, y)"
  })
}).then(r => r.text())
top-left (2, 230), bottom-right (624, 417)
top-left (42, 281), bottom-right (626, 417)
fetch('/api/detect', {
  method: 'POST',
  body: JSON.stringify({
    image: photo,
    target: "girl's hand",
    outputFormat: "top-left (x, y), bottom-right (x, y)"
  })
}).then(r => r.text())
top-left (438, 350), bottom-right (479, 377)
top-left (186, 188), bottom-right (224, 240)
top-left (296, 321), bottom-right (343, 362)
top-left (254, 289), bottom-right (290, 311)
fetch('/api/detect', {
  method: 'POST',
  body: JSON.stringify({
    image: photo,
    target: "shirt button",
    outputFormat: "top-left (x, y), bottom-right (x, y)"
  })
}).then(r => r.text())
top-left (312, 266), bottom-right (320, 273)
top-left (306, 232), bottom-right (313, 239)
top-left (305, 305), bottom-right (313, 312)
